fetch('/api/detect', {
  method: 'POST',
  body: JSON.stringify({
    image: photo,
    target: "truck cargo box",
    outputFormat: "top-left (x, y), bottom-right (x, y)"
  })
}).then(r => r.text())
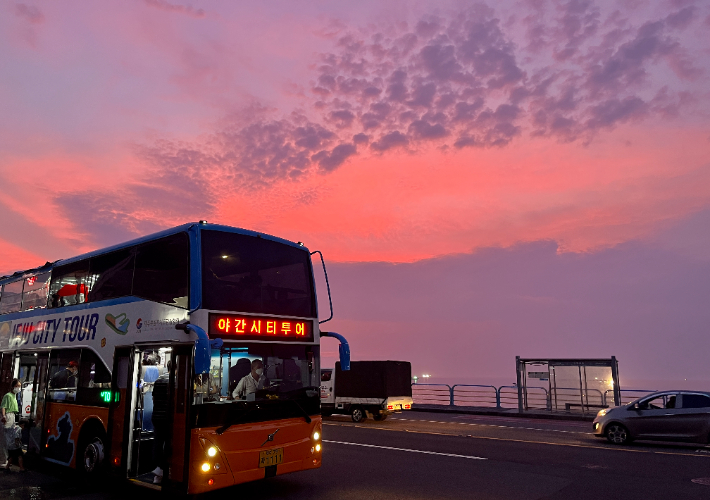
top-left (334, 361), bottom-right (412, 399)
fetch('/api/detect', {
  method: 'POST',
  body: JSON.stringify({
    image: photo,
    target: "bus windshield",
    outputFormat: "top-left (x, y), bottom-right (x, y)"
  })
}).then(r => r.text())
top-left (192, 343), bottom-right (320, 427)
top-left (201, 230), bottom-right (315, 318)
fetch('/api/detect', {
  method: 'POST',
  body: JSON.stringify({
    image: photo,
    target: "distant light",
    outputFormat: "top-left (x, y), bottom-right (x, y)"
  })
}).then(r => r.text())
top-left (422, 374), bottom-right (431, 378)
top-left (298, 242), bottom-right (304, 246)
top-left (199, 220), bottom-right (208, 225)
top-left (221, 255), bottom-right (228, 259)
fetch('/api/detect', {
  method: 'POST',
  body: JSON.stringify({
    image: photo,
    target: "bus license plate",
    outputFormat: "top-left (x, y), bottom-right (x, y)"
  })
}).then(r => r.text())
top-left (259, 448), bottom-right (283, 468)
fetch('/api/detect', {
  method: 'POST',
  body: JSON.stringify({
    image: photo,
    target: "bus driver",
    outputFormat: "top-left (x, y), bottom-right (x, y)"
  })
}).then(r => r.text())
top-left (232, 359), bottom-right (265, 400)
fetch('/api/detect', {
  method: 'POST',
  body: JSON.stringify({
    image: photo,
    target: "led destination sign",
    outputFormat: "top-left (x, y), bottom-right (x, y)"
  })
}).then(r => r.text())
top-left (208, 313), bottom-right (313, 341)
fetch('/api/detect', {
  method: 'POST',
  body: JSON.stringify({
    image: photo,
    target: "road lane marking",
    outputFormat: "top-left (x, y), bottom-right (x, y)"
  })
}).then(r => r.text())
top-left (323, 440), bottom-right (487, 460)
top-left (389, 417), bottom-right (587, 435)
top-left (323, 422), bottom-right (710, 459)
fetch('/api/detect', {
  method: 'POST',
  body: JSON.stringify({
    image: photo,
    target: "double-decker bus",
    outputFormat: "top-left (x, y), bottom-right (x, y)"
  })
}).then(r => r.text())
top-left (0, 221), bottom-right (349, 494)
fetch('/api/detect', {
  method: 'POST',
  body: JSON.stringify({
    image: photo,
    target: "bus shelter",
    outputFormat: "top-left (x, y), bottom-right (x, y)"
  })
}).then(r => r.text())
top-left (515, 357), bottom-right (621, 415)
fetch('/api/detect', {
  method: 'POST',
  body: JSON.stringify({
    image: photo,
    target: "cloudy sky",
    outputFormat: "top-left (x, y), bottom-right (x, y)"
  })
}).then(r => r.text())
top-left (1, 0), bottom-right (709, 386)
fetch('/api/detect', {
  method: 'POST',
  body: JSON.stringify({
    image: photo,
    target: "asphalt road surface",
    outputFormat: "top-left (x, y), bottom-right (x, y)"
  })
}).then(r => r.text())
top-left (3, 411), bottom-right (710, 500)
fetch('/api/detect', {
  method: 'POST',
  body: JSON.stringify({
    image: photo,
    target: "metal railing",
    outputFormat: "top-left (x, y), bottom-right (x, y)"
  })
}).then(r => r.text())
top-left (412, 383), bottom-right (657, 412)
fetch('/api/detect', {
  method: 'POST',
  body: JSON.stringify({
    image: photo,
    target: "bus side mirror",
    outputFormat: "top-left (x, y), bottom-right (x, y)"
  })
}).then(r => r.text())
top-left (320, 331), bottom-right (350, 371)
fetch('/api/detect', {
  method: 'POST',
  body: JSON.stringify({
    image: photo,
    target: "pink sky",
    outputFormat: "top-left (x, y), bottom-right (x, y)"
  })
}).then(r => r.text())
top-left (1, 0), bottom-right (710, 386)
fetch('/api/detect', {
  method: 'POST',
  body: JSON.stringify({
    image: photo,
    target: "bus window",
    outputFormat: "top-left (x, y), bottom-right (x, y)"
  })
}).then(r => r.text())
top-left (201, 230), bottom-right (315, 317)
top-left (133, 233), bottom-right (189, 308)
top-left (47, 349), bottom-right (81, 402)
top-left (75, 349), bottom-right (112, 405)
top-left (87, 249), bottom-right (135, 302)
top-left (48, 261), bottom-right (91, 308)
top-left (208, 345), bottom-right (319, 403)
top-left (21, 272), bottom-right (51, 311)
top-left (0, 279), bottom-right (23, 314)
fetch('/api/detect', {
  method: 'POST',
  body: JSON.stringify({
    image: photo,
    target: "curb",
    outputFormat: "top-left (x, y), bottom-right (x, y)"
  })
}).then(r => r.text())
top-left (412, 405), bottom-right (595, 422)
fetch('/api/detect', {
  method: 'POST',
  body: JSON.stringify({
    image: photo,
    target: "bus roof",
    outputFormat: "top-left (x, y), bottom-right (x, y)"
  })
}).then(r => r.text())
top-left (0, 222), bottom-right (310, 285)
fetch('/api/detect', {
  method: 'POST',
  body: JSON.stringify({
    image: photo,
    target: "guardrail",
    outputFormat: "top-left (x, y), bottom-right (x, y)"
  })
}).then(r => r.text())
top-left (412, 383), bottom-right (657, 412)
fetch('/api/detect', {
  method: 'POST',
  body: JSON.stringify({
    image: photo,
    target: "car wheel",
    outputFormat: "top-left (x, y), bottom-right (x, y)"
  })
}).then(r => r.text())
top-left (373, 414), bottom-right (387, 421)
top-left (351, 407), bottom-right (366, 423)
top-left (606, 423), bottom-right (630, 445)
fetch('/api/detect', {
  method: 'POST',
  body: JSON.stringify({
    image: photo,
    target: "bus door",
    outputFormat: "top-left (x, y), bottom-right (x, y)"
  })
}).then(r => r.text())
top-left (28, 352), bottom-right (49, 454)
top-left (18, 353), bottom-right (39, 419)
top-left (107, 346), bottom-right (134, 475)
top-left (119, 343), bottom-right (192, 491)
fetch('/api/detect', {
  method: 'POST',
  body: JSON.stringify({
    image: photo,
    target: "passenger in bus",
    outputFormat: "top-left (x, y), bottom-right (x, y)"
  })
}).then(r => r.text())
top-left (232, 359), bottom-right (265, 400)
top-left (50, 361), bottom-right (78, 389)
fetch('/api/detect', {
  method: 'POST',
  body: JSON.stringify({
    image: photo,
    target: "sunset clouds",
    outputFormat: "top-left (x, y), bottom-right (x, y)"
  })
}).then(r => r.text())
top-left (1, 0), bottom-right (708, 265)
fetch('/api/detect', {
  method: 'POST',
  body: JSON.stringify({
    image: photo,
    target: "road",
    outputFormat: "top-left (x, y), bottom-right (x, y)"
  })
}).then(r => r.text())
top-left (2, 411), bottom-right (710, 499)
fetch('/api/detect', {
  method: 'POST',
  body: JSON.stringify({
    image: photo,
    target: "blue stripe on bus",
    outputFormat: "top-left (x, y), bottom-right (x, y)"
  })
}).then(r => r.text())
top-left (0, 296), bottom-right (145, 321)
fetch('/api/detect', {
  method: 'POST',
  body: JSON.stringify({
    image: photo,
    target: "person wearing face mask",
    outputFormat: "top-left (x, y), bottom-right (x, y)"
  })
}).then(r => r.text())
top-left (1, 379), bottom-right (22, 471)
top-left (232, 359), bottom-right (265, 400)
top-left (50, 361), bottom-right (78, 389)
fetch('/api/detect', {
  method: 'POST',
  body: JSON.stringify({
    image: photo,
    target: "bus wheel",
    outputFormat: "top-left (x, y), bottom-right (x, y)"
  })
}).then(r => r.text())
top-left (351, 407), bottom-right (366, 423)
top-left (79, 434), bottom-right (105, 474)
top-left (373, 413), bottom-right (387, 421)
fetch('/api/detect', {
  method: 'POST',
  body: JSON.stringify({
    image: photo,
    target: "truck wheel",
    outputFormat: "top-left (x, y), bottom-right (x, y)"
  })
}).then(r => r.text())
top-left (351, 407), bottom-right (366, 423)
top-left (373, 414), bottom-right (387, 421)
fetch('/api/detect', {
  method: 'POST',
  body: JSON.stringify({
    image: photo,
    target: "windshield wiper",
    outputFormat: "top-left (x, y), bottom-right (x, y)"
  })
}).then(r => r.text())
top-left (216, 404), bottom-right (253, 435)
top-left (287, 398), bottom-right (312, 423)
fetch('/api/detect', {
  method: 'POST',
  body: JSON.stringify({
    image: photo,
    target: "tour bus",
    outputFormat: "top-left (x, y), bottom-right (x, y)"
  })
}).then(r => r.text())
top-left (0, 221), bottom-right (350, 495)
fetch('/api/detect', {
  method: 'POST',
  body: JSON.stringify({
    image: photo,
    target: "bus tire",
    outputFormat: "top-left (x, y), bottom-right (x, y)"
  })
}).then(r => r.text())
top-left (351, 407), bottom-right (366, 423)
top-left (77, 424), bottom-right (107, 475)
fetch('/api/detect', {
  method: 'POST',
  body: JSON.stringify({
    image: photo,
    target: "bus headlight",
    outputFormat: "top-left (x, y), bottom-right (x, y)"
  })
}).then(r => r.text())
top-left (313, 431), bottom-right (320, 441)
top-left (207, 446), bottom-right (217, 457)
top-left (201, 462), bottom-right (211, 472)
top-left (315, 444), bottom-right (321, 452)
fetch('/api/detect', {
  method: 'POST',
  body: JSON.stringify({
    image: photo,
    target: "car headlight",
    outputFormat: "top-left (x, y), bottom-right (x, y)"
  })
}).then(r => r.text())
top-left (597, 409), bottom-right (608, 417)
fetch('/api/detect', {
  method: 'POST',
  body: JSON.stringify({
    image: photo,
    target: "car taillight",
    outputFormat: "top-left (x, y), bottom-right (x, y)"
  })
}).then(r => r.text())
top-left (387, 405), bottom-right (393, 410)
top-left (404, 404), bottom-right (411, 409)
